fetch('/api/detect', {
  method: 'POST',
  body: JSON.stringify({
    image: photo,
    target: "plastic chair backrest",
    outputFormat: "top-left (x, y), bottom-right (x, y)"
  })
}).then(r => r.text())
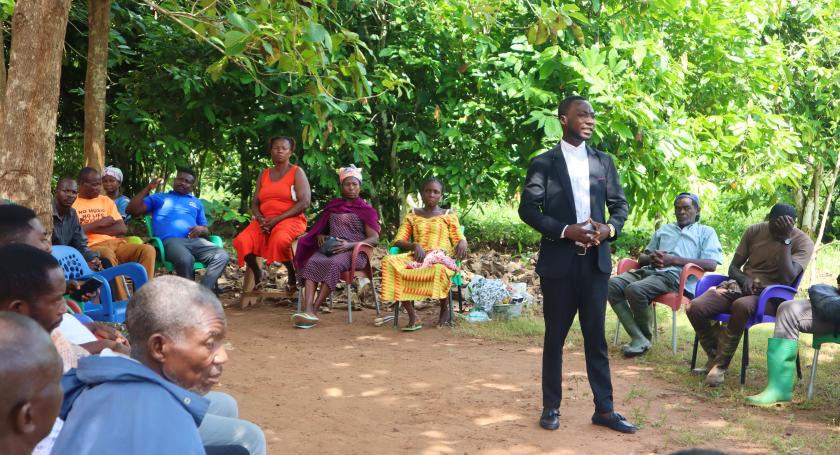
top-left (52, 245), bottom-right (94, 280)
top-left (145, 215), bottom-right (154, 238)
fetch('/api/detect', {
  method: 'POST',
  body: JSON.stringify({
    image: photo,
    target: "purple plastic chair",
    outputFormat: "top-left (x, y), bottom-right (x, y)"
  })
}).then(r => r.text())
top-left (689, 273), bottom-right (803, 385)
top-left (52, 245), bottom-right (148, 323)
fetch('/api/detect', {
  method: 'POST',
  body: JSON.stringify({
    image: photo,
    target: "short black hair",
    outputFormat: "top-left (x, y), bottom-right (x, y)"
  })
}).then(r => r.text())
top-left (0, 205), bottom-right (38, 245)
top-left (0, 244), bottom-right (62, 304)
top-left (176, 167), bottom-right (197, 180)
top-left (769, 203), bottom-right (797, 220)
top-left (78, 167), bottom-right (99, 182)
top-left (268, 136), bottom-right (296, 152)
top-left (558, 95), bottom-right (588, 117)
top-left (421, 176), bottom-right (445, 192)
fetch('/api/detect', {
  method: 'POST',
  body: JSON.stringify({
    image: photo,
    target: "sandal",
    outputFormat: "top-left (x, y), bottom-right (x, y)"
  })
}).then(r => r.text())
top-left (401, 324), bottom-right (423, 332)
top-left (374, 315), bottom-right (395, 327)
top-left (294, 323), bottom-right (316, 329)
top-left (291, 313), bottom-right (319, 326)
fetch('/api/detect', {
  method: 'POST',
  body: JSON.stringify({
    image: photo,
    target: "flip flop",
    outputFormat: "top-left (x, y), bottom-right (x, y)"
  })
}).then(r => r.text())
top-left (320, 306), bottom-right (333, 314)
top-left (294, 323), bottom-right (315, 329)
top-left (373, 315), bottom-right (395, 327)
top-left (291, 313), bottom-right (319, 326)
top-left (401, 324), bottom-right (423, 332)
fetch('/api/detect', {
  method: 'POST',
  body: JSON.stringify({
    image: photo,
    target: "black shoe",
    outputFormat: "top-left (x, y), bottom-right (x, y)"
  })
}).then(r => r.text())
top-left (591, 411), bottom-right (637, 434)
top-left (539, 408), bottom-right (560, 430)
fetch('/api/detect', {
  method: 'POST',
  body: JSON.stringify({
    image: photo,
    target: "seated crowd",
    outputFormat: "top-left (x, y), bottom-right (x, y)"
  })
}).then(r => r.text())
top-left (0, 134), bottom-right (836, 454)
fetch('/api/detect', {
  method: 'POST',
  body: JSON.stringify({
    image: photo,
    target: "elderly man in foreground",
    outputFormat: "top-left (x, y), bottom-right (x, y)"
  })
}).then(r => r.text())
top-left (53, 276), bottom-right (265, 454)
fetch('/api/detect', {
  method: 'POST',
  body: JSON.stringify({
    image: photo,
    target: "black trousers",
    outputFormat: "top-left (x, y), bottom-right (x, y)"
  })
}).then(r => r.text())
top-left (541, 251), bottom-right (613, 413)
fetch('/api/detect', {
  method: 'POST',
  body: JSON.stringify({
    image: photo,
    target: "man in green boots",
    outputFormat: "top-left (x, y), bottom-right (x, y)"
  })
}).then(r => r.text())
top-left (608, 193), bottom-right (722, 356)
top-left (746, 275), bottom-right (838, 405)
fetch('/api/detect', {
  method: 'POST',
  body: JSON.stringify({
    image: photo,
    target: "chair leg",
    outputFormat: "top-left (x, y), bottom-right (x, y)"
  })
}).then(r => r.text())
top-left (740, 329), bottom-right (749, 385)
top-left (393, 301), bottom-right (400, 328)
top-left (447, 290), bottom-right (454, 327)
top-left (347, 282), bottom-right (353, 324)
top-left (457, 285), bottom-right (464, 313)
top-left (371, 278), bottom-right (381, 316)
top-left (690, 335), bottom-right (699, 370)
top-left (796, 351), bottom-right (802, 380)
top-left (613, 318), bottom-right (620, 346)
top-left (671, 310), bottom-right (677, 354)
top-left (652, 306), bottom-right (658, 343)
top-left (807, 348), bottom-right (820, 400)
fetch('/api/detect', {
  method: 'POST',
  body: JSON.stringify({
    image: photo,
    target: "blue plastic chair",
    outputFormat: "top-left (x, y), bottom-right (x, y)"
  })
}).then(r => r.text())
top-left (690, 273), bottom-right (803, 385)
top-left (51, 245), bottom-right (148, 322)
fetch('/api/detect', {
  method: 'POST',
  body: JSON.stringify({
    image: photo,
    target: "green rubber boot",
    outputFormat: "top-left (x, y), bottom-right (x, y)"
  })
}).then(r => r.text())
top-left (745, 338), bottom-right (798, 406)
top-left (611, 301), bottom-right (651, 356)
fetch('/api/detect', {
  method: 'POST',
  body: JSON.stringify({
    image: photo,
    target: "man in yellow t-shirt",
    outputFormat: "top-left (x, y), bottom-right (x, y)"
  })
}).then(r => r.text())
top-left (73, 168), bottom-right (155, 298)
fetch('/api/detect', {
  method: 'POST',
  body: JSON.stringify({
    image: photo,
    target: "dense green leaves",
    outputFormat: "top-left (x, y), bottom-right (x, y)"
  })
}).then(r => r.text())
top-left (45, 0), bottom-right (839, 238)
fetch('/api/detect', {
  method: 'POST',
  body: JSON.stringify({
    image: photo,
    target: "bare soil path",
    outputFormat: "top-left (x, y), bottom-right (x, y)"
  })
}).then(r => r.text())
top-left (216, 303), bottom-right (812, 454)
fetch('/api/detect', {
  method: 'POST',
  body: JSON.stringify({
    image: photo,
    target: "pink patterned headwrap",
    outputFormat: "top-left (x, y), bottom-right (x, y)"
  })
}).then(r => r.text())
top-left (338, 164), bottom-right (363, 184)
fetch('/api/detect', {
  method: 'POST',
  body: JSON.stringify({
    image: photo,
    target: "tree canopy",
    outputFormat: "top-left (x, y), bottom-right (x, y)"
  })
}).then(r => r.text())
top-left (2, 0), bottom-right (838, 237)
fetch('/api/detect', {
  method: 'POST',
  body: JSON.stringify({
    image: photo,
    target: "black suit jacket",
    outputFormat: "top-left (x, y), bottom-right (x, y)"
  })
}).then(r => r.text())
top-left (519, 143), bottom-right (629, 278)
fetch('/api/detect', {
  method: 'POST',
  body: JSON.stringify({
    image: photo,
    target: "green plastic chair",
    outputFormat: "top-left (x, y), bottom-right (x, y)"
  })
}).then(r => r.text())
top-left (386, 226), bottom-right (465, 328)
top-left (806, 332), bottom-right (840, 400)
top-left (145, 215), bottom-right (224, 272)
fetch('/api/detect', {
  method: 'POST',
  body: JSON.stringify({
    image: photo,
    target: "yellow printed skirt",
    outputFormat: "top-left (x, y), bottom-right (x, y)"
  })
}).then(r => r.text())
top-left (380, 252), bottom-right (455, 301)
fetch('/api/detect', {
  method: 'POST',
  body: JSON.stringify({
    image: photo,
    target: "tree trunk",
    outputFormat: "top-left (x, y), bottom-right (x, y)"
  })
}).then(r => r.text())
top-left (83, 0), bottom-right (111, 172)
top-left (0, 0), bottom-right (72, 231)
top-left (800, 160), bottom-right (823, 236)
top-left (1, 20), bottom-right (7, 128)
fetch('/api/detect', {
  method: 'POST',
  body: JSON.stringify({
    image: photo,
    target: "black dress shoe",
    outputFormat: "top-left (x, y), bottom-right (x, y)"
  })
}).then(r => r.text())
top-left (591, 411), bottom-right (637, 434)
top-left (539, 408), bottom-right (560, 430)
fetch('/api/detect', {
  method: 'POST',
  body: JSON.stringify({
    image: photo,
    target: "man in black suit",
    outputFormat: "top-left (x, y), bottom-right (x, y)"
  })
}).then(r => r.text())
top-left (519, 95), bottom-right (636, 433)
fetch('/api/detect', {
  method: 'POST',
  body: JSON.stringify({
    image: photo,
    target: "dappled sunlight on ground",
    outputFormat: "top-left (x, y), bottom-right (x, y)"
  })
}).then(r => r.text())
top-left (220, 305), bottom-right (838, 454)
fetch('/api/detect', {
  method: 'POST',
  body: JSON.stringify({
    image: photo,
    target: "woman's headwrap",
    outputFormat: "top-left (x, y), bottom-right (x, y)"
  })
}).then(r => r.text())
top-left (103, 166), bottom-right (123, 183)
top-left (338, 164), bottom-right (363, 184)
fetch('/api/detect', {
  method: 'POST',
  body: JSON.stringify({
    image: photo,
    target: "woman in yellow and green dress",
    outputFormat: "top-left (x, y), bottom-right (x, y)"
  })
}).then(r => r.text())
top-left (380, 178), bottom-right (468, 330)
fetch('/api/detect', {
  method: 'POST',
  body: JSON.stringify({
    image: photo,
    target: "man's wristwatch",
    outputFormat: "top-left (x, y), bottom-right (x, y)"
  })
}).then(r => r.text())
top-left (607, 223), bottom-right (616, 239)
top-left (782, 238), bottom-right (792, 245)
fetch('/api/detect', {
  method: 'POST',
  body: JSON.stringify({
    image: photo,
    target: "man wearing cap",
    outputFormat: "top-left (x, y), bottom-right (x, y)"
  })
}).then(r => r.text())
top-left (608, 193), bottom-right (723, 356)
top-left (687, 203), bottom-right (814, 386)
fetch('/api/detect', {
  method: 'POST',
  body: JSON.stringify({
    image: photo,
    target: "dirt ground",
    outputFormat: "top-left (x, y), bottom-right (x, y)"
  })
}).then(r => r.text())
top-left (214, 299), bottom-right (816, 455)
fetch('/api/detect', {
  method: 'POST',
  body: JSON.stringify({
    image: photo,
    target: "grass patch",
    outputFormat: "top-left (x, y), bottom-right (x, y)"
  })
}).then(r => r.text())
top-left (452, 247), bottom-right (840, 454)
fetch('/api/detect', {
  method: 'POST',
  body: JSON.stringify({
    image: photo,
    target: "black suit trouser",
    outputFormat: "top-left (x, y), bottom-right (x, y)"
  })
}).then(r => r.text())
top-left (540, 251), bottom-right (613, 413)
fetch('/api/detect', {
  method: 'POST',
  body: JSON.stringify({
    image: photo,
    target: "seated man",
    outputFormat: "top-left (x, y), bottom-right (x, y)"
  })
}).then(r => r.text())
top-left (687, 203), bottom-right (814, 386)
top-left (53, 276), bottom-right (265, 455)
top-left (127, 168), bottom-right (229, 291)
top-left (52, 176), bottom-right (104, 271)
top-left (0, 313), bottom-right (63, 455)
top-left (608, 193), bottom-right (722, 356)
top-left (73, 167), bottom-right (155, 294)
top-left (745, 273), bottom-right (839, 406)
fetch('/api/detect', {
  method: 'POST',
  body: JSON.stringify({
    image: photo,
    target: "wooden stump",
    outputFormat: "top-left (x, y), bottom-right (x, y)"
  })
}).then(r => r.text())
top-left (239, 257), bottom-right (298, 309)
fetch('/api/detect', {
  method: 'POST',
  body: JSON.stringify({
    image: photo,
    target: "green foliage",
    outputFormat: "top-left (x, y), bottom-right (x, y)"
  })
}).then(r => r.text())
top-left (47, 0), bottom-right (840, 241)
top-left (460, 202), bottom-right (541, 252)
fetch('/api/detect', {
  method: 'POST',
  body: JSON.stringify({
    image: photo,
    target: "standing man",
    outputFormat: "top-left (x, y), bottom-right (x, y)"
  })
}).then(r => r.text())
top-left (519, 95), bottom-right (635, 433)
top-left (127, 168), bottom-right (229, 291)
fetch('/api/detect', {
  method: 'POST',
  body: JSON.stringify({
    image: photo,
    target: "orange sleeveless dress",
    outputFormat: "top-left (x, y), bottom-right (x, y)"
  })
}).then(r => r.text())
top-left (233, 166), bottom-right (308, 266)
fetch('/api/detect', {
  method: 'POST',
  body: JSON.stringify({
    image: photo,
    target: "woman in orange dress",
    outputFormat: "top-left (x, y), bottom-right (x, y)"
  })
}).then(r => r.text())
top-left (233, 136), bottom-right (310, 288)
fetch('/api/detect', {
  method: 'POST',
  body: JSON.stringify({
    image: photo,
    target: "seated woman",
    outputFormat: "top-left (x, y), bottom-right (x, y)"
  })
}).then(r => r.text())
top-left (380, 178), bottom-right (467, 330)
top-left (233, 136), bottom-right (310, 290)
top-left (292, 165), bottom-right (380, 328)
top-left (102, 166), bottom-right (131, 221)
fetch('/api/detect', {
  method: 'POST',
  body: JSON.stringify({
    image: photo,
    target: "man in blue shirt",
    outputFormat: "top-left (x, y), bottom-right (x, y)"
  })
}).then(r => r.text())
top-left (127, 168), bottom-right (229, 291)
top-left (608, 193), bottom-right (722, 356)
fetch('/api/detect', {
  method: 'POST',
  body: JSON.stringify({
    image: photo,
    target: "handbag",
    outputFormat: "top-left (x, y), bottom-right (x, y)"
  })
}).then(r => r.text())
top-left (808, 283), bottom-right (840, 336)
top-left (319, 236), bottom-right (341, 257)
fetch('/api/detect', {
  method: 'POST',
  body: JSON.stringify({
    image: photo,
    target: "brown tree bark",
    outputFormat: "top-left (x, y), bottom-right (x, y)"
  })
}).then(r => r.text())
top-left (1, 20), bottom-right (7, 128)
top-left (0, 0), bottom-right (73, 231)
top-left (83, 0), bottom-right (111, 172)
